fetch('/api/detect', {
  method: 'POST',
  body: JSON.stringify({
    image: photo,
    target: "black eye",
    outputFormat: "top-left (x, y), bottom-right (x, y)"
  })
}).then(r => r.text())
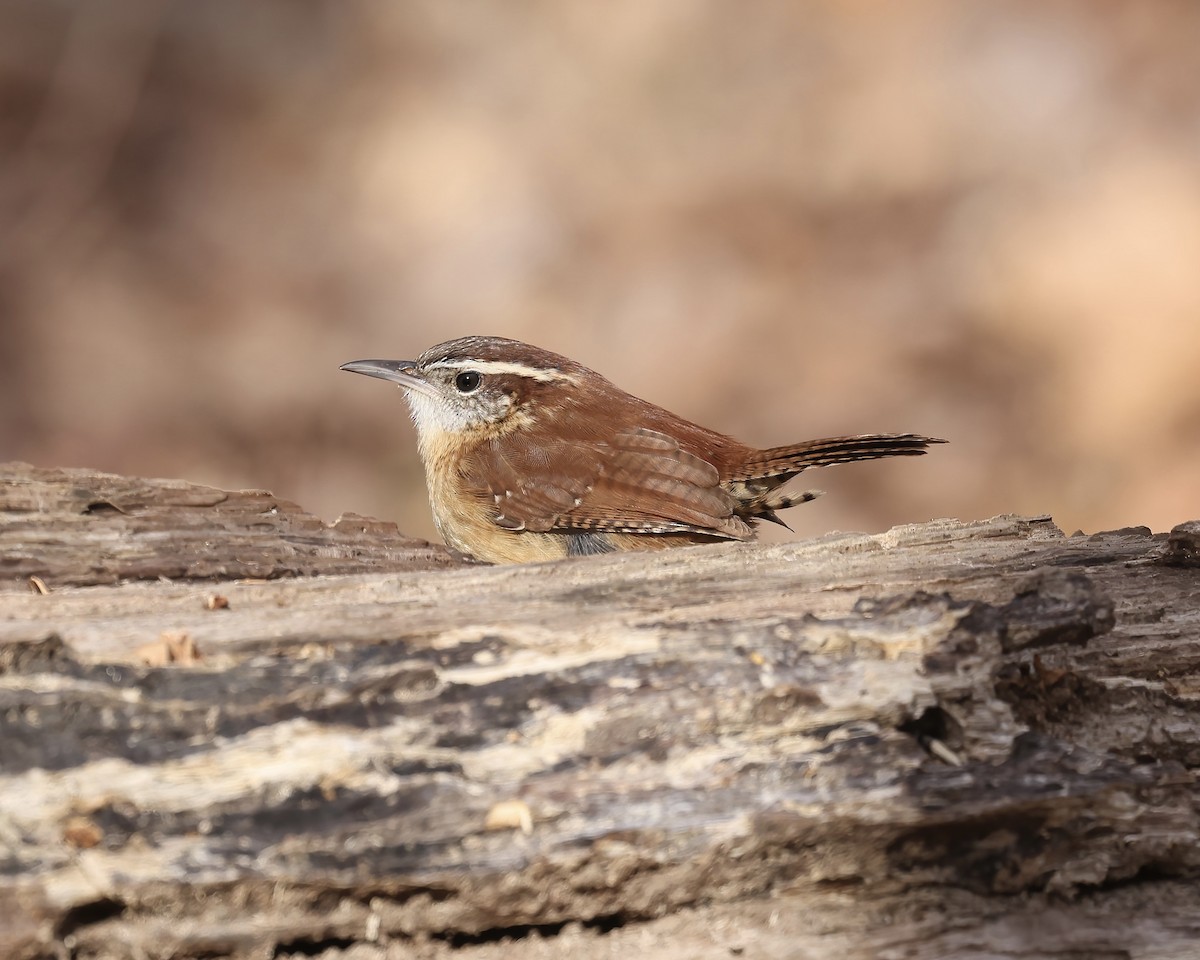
top-left (454, 371), bottom-right (481, 393)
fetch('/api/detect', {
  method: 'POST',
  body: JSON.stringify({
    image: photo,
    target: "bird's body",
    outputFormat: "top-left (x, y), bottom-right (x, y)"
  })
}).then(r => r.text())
top-left (341, 336), bottom-right (943, 564)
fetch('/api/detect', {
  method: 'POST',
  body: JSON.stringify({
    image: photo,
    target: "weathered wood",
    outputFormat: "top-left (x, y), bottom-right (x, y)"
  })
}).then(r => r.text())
top-left (0, 462), bottom-right (464, 587)
top-left (1, 463), bottom-right (1198, 960)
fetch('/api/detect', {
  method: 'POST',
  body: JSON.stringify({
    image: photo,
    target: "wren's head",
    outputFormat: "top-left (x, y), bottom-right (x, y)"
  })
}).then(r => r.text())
top-left (340, 336), bottom-right (591, 443)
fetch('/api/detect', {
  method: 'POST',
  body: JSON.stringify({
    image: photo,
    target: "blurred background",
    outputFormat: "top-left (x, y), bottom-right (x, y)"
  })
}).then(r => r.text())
top-left (2, 0), bottom-right (1197, 545)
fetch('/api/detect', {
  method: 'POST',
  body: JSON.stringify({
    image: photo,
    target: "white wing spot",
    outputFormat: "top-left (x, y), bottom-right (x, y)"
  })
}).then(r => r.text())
top-left (505, 490), bottom-right (512, 498)
top-left (493, 493), bottom-right (502, 503)
top-left (573, 497), bottom-right (582, 507)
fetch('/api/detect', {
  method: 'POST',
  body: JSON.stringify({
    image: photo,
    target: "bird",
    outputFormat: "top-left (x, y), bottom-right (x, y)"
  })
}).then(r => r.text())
top-left (340, 336), bottom-right (944, 564)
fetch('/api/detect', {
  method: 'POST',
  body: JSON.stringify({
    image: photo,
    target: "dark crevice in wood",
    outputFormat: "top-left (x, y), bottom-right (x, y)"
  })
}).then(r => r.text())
top-left (898, 705), bottom-right (963, 753)
top-left (83, 499), bottom-right (125, 515)
top-left (271, 914), bottom-right (631, 957)
top-left (54, 897), bottom-right (127, 941)
top-left (272, 935), bottom-right (358, 957)
top-left (436, 914), bottom-right (629, 948)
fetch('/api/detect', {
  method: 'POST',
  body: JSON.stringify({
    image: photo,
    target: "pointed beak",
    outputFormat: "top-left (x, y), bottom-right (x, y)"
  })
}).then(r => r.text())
top-left (340, 359), bottom-right (418, 383)
top-left (339, 359), bottom-right (426, 391)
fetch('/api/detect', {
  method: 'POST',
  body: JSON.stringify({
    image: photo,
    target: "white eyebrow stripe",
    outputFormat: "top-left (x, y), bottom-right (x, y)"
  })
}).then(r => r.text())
top-left (424, 359), bottom-right (574, 383)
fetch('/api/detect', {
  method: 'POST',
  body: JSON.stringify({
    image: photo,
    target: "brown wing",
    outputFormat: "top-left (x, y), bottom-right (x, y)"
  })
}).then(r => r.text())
top-left (461, 427), bottom-right (752, 540)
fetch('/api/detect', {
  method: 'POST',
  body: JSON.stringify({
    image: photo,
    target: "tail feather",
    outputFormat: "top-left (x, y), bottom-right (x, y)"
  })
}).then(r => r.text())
top-left (729, 434), bottom-right (945, 482)
top-left (756, 489), bottom-right (823, 530)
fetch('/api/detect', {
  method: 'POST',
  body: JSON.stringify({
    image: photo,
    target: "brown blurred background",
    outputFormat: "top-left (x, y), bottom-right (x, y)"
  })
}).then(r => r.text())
top-left (2, 0), bottom-right (1197, 545)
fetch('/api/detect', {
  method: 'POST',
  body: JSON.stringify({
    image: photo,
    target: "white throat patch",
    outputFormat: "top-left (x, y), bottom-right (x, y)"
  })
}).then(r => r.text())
top-left (403, 388), bottom-right (470, 437)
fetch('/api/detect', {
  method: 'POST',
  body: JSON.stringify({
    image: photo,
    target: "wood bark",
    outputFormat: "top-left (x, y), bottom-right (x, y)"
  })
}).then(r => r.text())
top-left (1, 462), bottom-right (1198, 960)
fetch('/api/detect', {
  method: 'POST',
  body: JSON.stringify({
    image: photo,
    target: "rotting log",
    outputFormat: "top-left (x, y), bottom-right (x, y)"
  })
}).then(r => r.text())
top-left (1, 463), bottom-right (1198, 960)
top-left (0, 462), bottom-right (463, 586)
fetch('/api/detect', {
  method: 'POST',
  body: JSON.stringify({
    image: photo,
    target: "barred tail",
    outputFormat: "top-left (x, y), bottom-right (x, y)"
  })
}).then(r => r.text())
top-left (731, 433), bottom-right (945, 482)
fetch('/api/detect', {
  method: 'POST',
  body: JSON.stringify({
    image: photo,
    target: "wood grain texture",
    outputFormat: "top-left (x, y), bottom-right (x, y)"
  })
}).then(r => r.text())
top-left (0, 463), bottom-right (1197, 960)
top-left (0, 462), bottom-right (464, 587)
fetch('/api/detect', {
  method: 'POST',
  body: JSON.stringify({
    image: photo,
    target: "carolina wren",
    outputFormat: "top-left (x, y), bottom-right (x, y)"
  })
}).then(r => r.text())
top-left (341, 336), bottom-right (944, 564)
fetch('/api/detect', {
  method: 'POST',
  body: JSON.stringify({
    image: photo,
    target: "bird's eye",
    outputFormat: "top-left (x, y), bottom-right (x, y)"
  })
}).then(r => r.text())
top-left (454, 371), bottom-right (482, 393)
